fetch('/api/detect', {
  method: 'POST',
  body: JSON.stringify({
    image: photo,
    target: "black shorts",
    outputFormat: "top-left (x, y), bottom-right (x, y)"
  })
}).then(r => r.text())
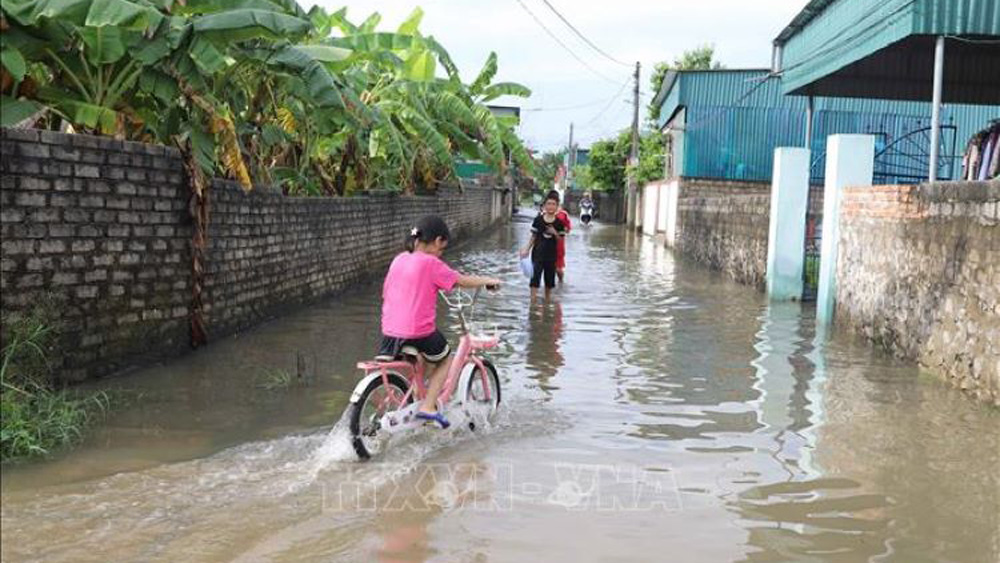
top-left (530, 260), bottom-right (557, 289)
top-left (377, 330), bottom-right (450, 363)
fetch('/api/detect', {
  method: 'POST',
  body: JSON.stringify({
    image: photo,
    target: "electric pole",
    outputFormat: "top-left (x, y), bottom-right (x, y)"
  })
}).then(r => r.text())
top-left (566, 122), bottom-right (574, 191)
top-left (627, 61), bottom-right (640, 227)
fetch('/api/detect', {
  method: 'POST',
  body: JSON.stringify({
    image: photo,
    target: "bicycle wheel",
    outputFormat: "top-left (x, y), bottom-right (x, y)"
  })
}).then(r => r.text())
top-left (461, 360), bottom-right (501, 431)
top-left (348, 371), bottom-right (411, 460)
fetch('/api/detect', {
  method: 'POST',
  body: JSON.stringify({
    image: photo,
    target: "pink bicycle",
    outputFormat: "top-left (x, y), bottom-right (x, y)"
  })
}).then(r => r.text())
top-left (346, 287), bottom-right (502, 459)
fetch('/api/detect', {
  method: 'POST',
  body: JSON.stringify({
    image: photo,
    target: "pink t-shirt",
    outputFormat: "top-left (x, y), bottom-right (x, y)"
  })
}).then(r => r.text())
top-left (381, 251), bottom-right (461, 338)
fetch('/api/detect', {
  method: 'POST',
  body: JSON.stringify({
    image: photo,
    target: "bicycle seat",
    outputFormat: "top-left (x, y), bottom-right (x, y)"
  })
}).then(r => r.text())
top-left (374, 345), bottom-right (421, 362)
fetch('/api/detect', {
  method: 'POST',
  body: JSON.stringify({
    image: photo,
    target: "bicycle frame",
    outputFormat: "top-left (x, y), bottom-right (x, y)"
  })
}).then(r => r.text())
top-left (353, 288), bottom-right (498, 411)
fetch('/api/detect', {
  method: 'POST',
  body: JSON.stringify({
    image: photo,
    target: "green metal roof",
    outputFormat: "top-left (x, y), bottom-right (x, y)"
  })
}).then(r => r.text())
top-left (456, 161), bottom-right (494, 179)
top-left (775, 0), bottom-right (1000, 104)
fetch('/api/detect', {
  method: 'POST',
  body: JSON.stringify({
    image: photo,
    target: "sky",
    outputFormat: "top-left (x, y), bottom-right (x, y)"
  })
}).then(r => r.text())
top-left (314, 0), bottom-right (808, 153)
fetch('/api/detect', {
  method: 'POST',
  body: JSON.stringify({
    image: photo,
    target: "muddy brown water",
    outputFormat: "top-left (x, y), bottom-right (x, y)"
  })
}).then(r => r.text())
top-left (2, 217), bottom-right (998, 563)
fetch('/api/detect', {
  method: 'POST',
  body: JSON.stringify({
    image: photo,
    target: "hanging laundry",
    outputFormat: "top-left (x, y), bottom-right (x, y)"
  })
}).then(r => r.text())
top-left (962, 120), bottom-right (1000, 181)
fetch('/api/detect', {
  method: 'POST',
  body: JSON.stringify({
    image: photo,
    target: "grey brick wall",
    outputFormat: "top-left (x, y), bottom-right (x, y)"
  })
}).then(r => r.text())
top-left (670, 178), bottom-right (823, 289)
top-left (1, 128), bottom-right (504, 382)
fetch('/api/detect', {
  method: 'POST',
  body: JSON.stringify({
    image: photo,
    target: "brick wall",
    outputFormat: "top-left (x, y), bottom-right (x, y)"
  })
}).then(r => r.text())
top-left (837, 181), bottom-right (999, 405)
top-left (202, 182), bottom-right (498, 336)
top-left (1, 129), bottom-right (505, 382)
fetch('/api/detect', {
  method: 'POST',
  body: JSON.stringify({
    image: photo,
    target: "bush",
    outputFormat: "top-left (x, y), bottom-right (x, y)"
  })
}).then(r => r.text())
top-left (1, 304), bottom-right (112, 463)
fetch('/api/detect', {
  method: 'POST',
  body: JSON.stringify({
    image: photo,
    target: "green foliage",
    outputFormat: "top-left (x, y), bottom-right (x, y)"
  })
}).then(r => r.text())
top-left (635, 129), bottom-right (664, 185)
top-left (1, 302), bottom-right (113, 463)
top-left (587, 130), bottom-right (630, 191)
top-left (0, 0), bottom-right (533, 194)
top-left (647, 44), bottom-right (723, 122)
top-left (582, 128), bottom-right (664, 190)
top-left (534, 149), bottom-right (566, 189)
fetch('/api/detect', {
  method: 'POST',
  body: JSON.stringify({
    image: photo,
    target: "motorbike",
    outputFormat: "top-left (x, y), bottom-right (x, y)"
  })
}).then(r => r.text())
top-left (579, 200), bottom-right (595, 225)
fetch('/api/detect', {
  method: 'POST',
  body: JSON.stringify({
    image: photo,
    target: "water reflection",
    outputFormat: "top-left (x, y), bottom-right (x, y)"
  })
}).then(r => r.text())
top-left (524, 300), bottom-right (564, 398)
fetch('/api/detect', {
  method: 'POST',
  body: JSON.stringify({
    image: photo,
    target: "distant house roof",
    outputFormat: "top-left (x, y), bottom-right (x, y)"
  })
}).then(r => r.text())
top-left (773, 0), bottom-right (1000, 104)
top-left (487, 105), bottom-right (521, 125)
top-left (652, 69), bottom-right (774, 130)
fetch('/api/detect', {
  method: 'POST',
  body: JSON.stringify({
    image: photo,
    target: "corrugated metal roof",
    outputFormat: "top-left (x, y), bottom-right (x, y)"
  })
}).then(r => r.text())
top-left (774, 0), bottom-right (838, 45)
top-left (776, 0), bottom-right (1000, 46)
top-left (776, 0), bottom-right (1000, 101)
top-left (913, 0), bottom-right (1000, 35)
top-left (778, 0), bottom-right (916, 96)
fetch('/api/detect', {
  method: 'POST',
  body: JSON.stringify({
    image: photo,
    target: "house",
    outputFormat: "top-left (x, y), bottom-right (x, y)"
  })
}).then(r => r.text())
top-left (652, 69), bottom-right (997, 185)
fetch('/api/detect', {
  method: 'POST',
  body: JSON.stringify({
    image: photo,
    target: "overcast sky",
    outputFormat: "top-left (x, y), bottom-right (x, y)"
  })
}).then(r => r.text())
top-left (314, 0), bottom-right (807, 152)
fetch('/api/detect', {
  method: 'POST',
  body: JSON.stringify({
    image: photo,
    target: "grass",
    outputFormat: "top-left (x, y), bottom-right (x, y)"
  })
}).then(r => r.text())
top-left (255, 367), bottom-right (296, 390)
top-left (1, 302), bottom-right (115, 464)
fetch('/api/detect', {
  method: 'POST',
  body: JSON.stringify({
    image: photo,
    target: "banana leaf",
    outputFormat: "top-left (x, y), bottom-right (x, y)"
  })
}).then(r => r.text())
top-left (84, 0), bottom-right (164, 32)
top-left (188, 35), bottom-right (227, 74)
top-left (0, 46), bottom-right (27, 81)
top-left (78, 25), bottom-right (128, 64)
top-left (192, 9), bottom-right (311, 42)
top-left (291, 44), bottom-right (351, 63)
top-left (0, 96), bottom-right (41, 126)
top-left (469, 52), bottom-right (497, 96)
top-left (327, 32), bottom-right (414, 53)
top-left (397, 7), bottom-right (423, 35)
top-left (0, 0), bottom-right (90, 26)
top-left (403, 47), bottom-right (435, 82)
top-left (36, 86), bottom-right (119, 132)
top-left (137, 67), bottom-right (177, 103)
top-left (178, 0), bottom-right (305, 17)
top-left (479, 81), bottom-right (531, 102)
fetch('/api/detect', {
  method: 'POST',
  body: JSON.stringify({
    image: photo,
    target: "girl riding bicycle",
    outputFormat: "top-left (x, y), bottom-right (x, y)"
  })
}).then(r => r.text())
top-left (378, 215), bottom-right (501, 429)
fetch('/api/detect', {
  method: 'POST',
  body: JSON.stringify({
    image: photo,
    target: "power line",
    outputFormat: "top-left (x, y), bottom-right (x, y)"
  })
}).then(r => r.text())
top-left (778, 0), bottom-right (916, 77)
top-left (681, 73), bottom-right (774, 132)
top-left (522, 95), bottom-right (622, 112)
top-left (511, 0), bottom-right (623, 85)
top-left (945, 35), bottom-right (1000, 44)
top-left (582, 78), bottom-right (632, 127)
top-left (535, 0), bottom-right (631, 68)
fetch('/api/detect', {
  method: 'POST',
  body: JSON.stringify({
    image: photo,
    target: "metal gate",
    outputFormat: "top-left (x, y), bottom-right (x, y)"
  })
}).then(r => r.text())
top-left (802, 189), bottom-right (821, 302)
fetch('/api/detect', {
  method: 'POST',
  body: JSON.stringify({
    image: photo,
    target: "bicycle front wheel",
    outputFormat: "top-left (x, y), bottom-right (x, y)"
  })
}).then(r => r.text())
top-left (461, 360), bottom-right (501, 430)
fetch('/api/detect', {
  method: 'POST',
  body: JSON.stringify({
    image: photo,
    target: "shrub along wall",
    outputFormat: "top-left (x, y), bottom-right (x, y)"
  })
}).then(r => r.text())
top-left (1, 128), bottom-right (506, 382)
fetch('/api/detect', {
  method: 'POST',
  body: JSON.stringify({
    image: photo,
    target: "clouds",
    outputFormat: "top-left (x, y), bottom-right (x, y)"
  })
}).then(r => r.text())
top-left (313, 0), bottom-right (805, 151)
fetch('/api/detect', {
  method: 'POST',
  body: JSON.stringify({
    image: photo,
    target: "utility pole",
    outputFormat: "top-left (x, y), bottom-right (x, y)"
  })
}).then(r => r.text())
top-left (566, 122), bottom-right (574, 191)
top-left (626, 61), bottom-right (641, 227)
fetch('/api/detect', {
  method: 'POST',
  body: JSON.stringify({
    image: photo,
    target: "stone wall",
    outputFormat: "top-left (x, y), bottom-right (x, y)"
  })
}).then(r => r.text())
top-left (671, 179), bottom-right (773, 288)
top-left (836, 181), bottom-right (1000, 406)
top-left (658, 178), bottom-right (823, 289)
top-left (1, 128), bottom-right (505, 381)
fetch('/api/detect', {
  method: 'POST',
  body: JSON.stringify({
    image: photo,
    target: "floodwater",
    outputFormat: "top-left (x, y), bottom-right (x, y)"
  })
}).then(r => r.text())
top-left (2, 216), bottom-right (998, 563)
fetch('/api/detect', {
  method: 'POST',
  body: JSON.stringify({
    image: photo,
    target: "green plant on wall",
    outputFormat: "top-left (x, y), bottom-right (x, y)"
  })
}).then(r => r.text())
top-left (0, 302), bottom-right (112, 463)
top-left (0, 0), bottom-right (534, 195)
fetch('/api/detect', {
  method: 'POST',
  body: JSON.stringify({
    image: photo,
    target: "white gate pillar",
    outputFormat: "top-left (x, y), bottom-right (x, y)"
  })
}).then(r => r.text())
top-left (816, 135), bottom-right (874, 325)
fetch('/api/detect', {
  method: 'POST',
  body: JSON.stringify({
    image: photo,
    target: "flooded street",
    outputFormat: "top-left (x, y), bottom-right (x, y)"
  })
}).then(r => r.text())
top-left (2, 217), bottom-right (997, 563)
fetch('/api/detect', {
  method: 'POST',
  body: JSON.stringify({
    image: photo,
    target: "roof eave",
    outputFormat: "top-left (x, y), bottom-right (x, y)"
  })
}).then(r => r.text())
top-left (774, 0), bottom-right (838, 46)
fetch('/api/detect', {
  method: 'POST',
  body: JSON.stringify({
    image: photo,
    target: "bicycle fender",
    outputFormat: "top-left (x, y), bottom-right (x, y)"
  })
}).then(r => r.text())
top-left (349, 370), bottom-right (407, 404)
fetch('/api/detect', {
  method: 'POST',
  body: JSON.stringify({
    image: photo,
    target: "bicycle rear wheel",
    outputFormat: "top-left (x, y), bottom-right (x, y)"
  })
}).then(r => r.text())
top-left (348, 372), bottom-right (411, 459)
